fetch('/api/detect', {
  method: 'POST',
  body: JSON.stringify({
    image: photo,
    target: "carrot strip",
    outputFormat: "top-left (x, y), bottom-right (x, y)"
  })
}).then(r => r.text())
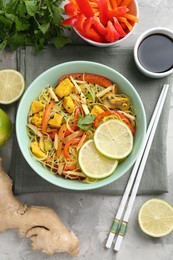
top-left (116, 0), bottom-right (123, 5)
top-left (41, 100), bottom-right (55, 133)
top-left (118, 17), bottom-right (133, 31)
top-left (120, 0), bottom-right (132, 6)
top-left (76, 132), bottom-right (87, 151)
top-left (124, 13), bottom-right (139, 23)
top-left (56, 123), bottom-right (67, 157)
top-left (109, 0), bottom-right (117, 9)
top-left (46, 128), bottom-right (59, 133)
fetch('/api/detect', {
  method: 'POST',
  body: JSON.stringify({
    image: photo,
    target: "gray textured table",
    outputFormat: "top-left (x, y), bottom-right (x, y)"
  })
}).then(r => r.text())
top-left (0, 1), bottom-right (173, 259)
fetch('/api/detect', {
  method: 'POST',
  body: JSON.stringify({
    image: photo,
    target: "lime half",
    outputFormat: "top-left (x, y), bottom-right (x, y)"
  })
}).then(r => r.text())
top-left (94, 119), bottom-right (133, 159)
top-left (138, 198), bottom-right (173, 237)
top-left (78, 140), bottom-right (118, 179)
top-left (0, 69), bottom-right (25, 104)
top-left (0, 109), bottom-right (13, 146)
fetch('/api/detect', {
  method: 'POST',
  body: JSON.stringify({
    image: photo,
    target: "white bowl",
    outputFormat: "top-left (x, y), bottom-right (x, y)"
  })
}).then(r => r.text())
top-left (134, 27), bottom-right (173, 78)
top-left (75, 0), bottom-right (139, 47)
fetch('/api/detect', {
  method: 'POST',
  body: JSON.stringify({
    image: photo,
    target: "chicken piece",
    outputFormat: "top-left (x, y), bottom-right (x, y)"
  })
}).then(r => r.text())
top-left (102, 93), bottom-right (129, 111)
top-left (55, 78), bottom-right (74, 98)
top-left (31, 141), bottom-right (46, 158)
top-left (91, 105), bottom-right (104, 116)
top-left (63, 96), bottom-right (75, 114)
top-left (31, 111), bottom-right (43, 128)
top-left (31, 100), bottom-right (44, 114)
top-left (48, 113), bottom-right (63, 128)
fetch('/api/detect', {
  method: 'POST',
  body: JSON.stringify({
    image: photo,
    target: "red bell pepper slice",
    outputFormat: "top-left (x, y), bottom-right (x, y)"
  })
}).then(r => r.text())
top-left (73, 14), bottom-right (87, 36)
top-left (59, 73), bottom-right (113, 88)
top-left (94, 110), bottom-right (135, 134)
top-left (61, 17), bottom-right (78, 26)
top-left (113, 17), bottom-right (126, 37)
top-left (92, 16), bottom-right (107, 35)
top-left (105, 21), bottom-right (120, 42)
top-left (64, 125), bottom-right (80, 137)
top-left (64, 137), bottom-right (81, 159)
top-left (64, 3), bottom-right (78, 17)
top-left (41, 100), bottom-right (55, 133)
top-left (83, 17), bottom-right (104, 42)
top-left (97, 0), bottom-right (109, 26)
top-left (74, 106), bottom-right (82, 121)
top-left (63, 164), bottom-right (77, 171)
top-left (75, 0), bottom-right (94, 18)
top-left (48, 129), bottom-right (59, 140)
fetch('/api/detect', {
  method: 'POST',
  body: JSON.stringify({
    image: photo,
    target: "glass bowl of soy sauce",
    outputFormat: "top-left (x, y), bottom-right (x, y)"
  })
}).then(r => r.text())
top-left (134, 27), bottom-right (173, 78)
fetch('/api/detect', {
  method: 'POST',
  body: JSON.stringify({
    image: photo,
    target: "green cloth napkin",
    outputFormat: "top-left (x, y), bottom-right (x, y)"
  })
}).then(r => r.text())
top-left (9, 45), bottom-right (172, 195)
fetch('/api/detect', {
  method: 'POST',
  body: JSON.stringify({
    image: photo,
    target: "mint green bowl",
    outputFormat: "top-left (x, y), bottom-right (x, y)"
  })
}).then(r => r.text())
top-left (16, 61), bottom-right (146, 191)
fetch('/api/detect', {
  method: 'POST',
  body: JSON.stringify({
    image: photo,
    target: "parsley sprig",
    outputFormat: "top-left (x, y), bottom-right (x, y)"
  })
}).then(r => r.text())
top-left (77, 114), bottom-right (95, 130)
top-left (0, 0), bottom-right (71, 52)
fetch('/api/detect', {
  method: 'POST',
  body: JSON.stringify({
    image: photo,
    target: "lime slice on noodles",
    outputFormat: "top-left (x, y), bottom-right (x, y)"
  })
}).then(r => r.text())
top-left (94, 119), bottom-right (133, 159)
top-left (78, 140), bottom-right (118, 179)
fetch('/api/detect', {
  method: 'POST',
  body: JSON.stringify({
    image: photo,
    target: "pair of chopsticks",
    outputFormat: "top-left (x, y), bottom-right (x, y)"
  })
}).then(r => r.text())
top-left (105, 84), bottom-right (170, 252)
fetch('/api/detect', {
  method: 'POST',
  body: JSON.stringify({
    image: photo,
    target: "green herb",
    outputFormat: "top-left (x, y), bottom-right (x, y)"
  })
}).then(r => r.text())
top-left (0, 0), bottom-right (71, 52)
top-left (77, 114), bottom-right (95, 130)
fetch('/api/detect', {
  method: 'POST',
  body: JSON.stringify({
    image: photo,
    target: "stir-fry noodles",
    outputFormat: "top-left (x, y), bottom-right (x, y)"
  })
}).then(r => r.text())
top-left (27, 73), bottom-right (136, 182)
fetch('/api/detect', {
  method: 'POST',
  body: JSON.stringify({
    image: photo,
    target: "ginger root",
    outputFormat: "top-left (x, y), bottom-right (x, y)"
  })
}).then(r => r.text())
top-left (0, 158), bottom-right (80, 256)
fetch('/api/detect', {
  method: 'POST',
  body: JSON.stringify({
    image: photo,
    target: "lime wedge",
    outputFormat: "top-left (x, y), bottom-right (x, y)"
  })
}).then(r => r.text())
top-left (0, 109), bottom-right (13, 146)
top-left (78, 140), bottom-right (118, 179)
top-left (138, 198), bottom-right (173, 237)
top-left (0, 69), bottom-right (25, 104)
top-left (94, 119), bottom-right (133, 159)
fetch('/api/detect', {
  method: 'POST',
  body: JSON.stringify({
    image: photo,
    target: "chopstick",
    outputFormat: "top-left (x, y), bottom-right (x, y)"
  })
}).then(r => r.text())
top-left (105, 84), bottom-right (170, 251)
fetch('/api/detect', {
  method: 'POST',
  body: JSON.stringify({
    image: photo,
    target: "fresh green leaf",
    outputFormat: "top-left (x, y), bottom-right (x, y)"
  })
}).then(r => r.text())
top-left (15, 17), bottom-right (30, 31)
top-left (39, 22), bottom-right (50, 34)
top-left (77, 114), bottom-right (95, 130)
top-left (5, 0), bottom-right (18, 15)
top-left (0, 40), bottom-right (7, 51)
top-left (16, 2), bottom-right (27, 17)
top-left (4, 13), bottom-right (15, 22)
top-left (54, 36), bottom-right (71, 48)
top-left (51, 5), bottom-right (62, 24)
top-left (7, 33), bottom-right (28, 50)
top-left (0, 0), bottom-right (70, 52)
top-left (0, 15), bottom-right (12, 29)
top-left (25, 0), bottom-right (38, 16)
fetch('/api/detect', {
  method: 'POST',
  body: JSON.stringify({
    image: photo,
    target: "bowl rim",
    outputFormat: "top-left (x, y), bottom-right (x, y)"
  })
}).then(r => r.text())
top-left (16, 61), bottom-right (147, 191)
top-left (134, 27), bottom-right (173, 78)
top-left (74, 0), bottom-right (139, 47)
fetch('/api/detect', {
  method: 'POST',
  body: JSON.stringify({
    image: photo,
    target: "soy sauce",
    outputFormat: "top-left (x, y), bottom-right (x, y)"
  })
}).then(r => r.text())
top-left (138, 34), bottom-right (173, 73)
